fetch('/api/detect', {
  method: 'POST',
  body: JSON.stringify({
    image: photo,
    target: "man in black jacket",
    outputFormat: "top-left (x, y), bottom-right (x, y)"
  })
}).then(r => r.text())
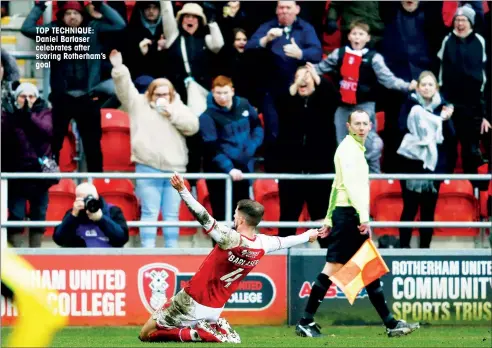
top-left (437, 4), bottom-right (490, 186)
top-left (273, 64), bottom-right (339, 247)
top-left (21, 1), bottom-right (126, 172)
top-left (53, 182), bottom-right (129, 247)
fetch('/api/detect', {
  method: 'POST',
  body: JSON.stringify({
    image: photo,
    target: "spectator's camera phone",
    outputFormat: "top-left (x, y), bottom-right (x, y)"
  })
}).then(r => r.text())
top-left (84, 195), bottom-right (101, 213)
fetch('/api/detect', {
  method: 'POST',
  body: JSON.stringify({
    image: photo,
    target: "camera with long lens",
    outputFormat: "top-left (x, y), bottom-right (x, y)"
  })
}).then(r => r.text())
top-left (83, 195), bottom-right (101, 213)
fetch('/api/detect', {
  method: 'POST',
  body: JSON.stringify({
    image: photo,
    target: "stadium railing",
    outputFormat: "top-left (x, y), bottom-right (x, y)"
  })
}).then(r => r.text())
top-left (2, 172), bottom-right (491, 248)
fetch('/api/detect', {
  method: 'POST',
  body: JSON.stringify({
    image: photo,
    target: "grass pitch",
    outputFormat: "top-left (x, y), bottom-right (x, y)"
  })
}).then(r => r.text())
top-left (2, 325), bottom-right (490, 347)
top-left (1, 326), bottom-right (492, 348)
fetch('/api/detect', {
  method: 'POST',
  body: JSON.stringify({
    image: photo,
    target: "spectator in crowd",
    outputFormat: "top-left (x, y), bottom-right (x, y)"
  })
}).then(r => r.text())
top-left (85, 0), bottom-right (128, 109)
top-left (200, 76), bottom-right (264, 225)
top-left (53, 182), bottom-right (129, 247)
top-left (437, 5), bottom-right (490, 187)
top-left (314, 20), bottom-right (417, 173)
top-left (217, 1), bottom-right (248, 47)
top-left (443, 1), bottom-right (486, 36)
top-left (21, 1), bottom-right (126, 173)
top-left (1, 49), bottom-right (20, 109)
top-left (125, 1), bottom-right (167, 80)
top-left (217, 28), bottom-right (255, 102)
top-left (245, 1), bottom-right (322, 171)
top-left (273, 64), bottom-right (339, 246)
top-left (324, 1), bottom-right (384, 49)
top-left (1, 82), bottom-right (54, 248)
top-left (379, 0), bottom-right (446, 172)
top-left (110, 50), bottom-right (199, 248)
top-left (397, 71), bottom-right (456, 248)
top-left (483, 7), bottom-right (491, 167)
top-left (160, 0), bottom-right (224, 104)
top-left (160, 0), bottom-right (224, 183)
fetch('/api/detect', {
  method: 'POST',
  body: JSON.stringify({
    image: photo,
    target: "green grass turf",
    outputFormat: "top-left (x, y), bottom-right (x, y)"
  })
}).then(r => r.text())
top-left (2, 325), bottom-right (491, 347)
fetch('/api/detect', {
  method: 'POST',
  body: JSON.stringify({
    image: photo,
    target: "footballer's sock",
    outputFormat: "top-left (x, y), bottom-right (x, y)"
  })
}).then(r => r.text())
top-left (147, 327), bottom-right (199, 342)
top-left (366, 279), bottom-right (398, 329)
top-left (300, 273), bottom-right (332, 325)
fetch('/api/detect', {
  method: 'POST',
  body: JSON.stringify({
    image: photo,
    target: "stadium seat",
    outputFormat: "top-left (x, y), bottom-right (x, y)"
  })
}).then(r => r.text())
top-left (92, 178), bottom-right (139, 236)
top-left (478, 164), bottom-right (490, 218)
top-left (296, 203), bottom-right (310, 235)
top-left (253, 179), bottom-right (279, 236)
top-left (370, 180), bottom-right (405, 236)
top-left (59, 124), bottom-right (78, 172)
top-left (434, 180), bottom-right (480, 236)
top-left (258, 113), bottom-right (265, 129)
top-left (45, 179), bottom-right (77, 236)
top-left (376, 111), bottom-right (385, 134)
top-left (197, 179), bottom-right (213, 234)
top-left (100, 109), bottom-right (134, 172)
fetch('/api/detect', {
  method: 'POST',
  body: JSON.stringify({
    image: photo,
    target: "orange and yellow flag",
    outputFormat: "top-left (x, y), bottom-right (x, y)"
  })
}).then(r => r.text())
top-left (329, 239), bottom-right (389, 305)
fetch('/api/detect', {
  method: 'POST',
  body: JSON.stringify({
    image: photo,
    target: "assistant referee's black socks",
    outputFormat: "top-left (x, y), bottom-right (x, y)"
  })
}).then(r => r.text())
top-left (366, 279), bottom-right (399, 329)
top-left (300, 273), bottom-right (332, 325)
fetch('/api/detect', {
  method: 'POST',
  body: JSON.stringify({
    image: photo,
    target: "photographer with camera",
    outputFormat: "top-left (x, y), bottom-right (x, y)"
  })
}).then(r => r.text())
top-left (53, 183), bottom-right (129, 247)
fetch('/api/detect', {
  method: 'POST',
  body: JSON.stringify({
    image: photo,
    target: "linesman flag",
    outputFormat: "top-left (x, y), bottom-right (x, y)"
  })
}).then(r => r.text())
top-left (329, 239), bottom-right (389, 305)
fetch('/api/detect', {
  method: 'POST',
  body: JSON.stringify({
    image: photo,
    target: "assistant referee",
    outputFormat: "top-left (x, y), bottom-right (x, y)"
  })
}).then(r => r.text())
top-left (295, 110), bottom-right (419, 338)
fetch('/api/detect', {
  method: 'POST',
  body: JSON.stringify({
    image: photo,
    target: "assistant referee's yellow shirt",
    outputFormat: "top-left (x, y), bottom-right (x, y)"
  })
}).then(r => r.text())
top-left (324, 134), bottom-right (370, 227)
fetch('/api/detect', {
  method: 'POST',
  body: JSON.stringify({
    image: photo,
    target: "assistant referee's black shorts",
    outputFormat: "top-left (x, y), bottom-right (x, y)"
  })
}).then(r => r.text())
top-left (325, 207), bottom-right (369, 264)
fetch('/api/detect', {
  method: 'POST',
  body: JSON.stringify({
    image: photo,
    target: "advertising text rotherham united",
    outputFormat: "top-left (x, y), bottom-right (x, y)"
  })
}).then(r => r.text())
top-left (139, 172), bottom-right (322, 343)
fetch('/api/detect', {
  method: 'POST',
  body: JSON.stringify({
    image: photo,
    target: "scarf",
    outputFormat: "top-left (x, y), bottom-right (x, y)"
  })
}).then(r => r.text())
top-left (339, 47), bottom-right (367, 105)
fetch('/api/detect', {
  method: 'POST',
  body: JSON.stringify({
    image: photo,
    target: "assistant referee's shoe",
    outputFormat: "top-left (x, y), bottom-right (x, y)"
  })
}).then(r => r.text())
top-left (386, 320), bottom-right (420, 337)
top-left (295, 321), bottom-right (323, 337)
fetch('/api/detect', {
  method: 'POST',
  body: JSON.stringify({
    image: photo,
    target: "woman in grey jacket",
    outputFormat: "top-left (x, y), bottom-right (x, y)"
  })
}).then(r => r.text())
top-left (397, 71), bottom-right (456, 248)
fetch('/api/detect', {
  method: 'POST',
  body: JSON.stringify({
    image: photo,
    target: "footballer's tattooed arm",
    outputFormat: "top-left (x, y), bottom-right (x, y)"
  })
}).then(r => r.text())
top-left (179, 189), bottom-right (214, 231)
top-left (179, 188), bottom-right (240, 249)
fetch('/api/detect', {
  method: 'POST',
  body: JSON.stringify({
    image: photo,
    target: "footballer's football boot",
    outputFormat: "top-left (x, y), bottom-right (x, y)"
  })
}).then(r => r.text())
top-left (386, 320), bottom-right (420, 338)
top-left (216, 317), bottom-right (241, 343)
top-left (295, 321), bottom-right (323, 338)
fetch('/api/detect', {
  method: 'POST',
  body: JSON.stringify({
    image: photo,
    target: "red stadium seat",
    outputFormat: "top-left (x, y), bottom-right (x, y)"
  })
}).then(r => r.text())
top-left (296, 203), bottom-right (310, 235)
top-left (321, 2), bottom-right (341, 55)
top-left (100, 109), bottom-right (134, 172)
top-left (45, 179), bottom-right (77, 236)
top-left (376, 111), bottom-right (385, 134)
top-left (434, 180), bottom-right (480, 236)
top-left (258, 113), bottom-right (265, 129)
top-left (478, 164), bottom-right (490, 218)
top-left (253, 179), bottom-right (280, 236)
top-left (59, 124), bottom-right (77, 172)
top-left (92, 178), bottom-right (139, 236)
top-left (197, 179), bottom-right (213, 234)
top-left (370, 180), bottom-right (404, 236)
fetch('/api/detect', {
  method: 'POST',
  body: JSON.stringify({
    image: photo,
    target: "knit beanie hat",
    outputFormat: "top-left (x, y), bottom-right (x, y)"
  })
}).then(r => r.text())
top-left (454, 4), bottom-right (476, 26)
top-left (14, 82), bottom-right (39, 100)
top-left (62, 1), bottom-right (84, 13)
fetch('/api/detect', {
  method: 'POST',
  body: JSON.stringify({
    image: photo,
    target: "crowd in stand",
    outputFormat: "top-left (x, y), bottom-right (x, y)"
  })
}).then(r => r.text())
top-left (1, 1), bottom-right (491, 249)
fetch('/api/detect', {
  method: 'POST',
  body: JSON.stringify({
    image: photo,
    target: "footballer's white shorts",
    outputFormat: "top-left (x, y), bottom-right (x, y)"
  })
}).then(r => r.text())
top-left (152, 289), bottom-right (224, 329)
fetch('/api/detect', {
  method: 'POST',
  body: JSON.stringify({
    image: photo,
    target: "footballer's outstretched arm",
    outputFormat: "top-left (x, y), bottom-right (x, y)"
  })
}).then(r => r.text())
top-left (261, 229), bottom-right (321, 253)
top-left (171, 172), bottom-right (240, 249)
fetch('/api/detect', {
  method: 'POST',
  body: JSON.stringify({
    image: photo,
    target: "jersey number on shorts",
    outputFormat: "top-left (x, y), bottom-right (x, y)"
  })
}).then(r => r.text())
top-left (220, 268), bottom-right (244, 288)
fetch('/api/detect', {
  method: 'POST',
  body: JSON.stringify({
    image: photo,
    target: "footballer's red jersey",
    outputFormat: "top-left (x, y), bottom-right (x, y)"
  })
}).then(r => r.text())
top-left (185, 236), bottom-right (266, 308)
